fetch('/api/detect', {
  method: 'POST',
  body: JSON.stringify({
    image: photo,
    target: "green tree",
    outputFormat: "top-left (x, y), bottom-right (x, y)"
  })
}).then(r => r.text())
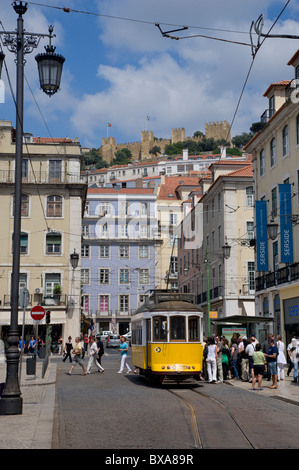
top-left (111, 148), bottom-right (132, 165)
top-left (149, 145), bottom-right (161, 157)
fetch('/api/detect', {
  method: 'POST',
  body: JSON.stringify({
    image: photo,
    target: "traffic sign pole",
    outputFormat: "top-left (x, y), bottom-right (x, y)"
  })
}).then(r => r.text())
top-left (19, 288), bottom-right (30, 382)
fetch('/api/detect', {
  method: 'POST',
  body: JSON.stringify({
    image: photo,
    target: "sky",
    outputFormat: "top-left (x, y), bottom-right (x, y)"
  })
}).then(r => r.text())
top-left (0, 0), bottom-right (299, 149)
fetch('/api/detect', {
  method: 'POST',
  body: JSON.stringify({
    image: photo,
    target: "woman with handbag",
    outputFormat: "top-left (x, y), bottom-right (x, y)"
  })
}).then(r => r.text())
top-left (206, 337), bottom-right (218, 383)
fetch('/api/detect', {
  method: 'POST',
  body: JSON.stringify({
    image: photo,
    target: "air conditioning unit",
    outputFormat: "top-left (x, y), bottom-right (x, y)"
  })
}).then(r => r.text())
top-left (34, 287), bottom-right (43, 295)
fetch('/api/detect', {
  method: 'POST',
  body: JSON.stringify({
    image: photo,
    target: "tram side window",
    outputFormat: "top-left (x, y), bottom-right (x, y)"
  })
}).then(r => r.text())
top-left (132, 320), bottom-right (142, 345)
top-left (153, 316), bottom-right (168, 341)
top-left (189, 316), bottom-right (199, 341)
top-left (170, 316), bottom-right (185, 341)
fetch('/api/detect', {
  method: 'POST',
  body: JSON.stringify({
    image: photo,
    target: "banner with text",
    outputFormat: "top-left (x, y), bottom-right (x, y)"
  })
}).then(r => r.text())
top-left (279, 184), bottom-right (293, 264)
top-left (255, 200), bottom-right (269, 271)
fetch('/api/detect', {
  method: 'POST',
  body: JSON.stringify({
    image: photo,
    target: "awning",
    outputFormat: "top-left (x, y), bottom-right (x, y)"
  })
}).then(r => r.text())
top-left (211, 315), bottom-right (275, 325)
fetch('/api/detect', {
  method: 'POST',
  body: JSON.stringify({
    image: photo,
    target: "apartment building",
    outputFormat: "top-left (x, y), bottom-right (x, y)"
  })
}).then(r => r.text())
top-left (81, 187), bottom-right (161, 334)
top-left (0, 120), bottom-right (87, 344)
top-left (245, 49), bottom-right (299, 343)
top-left (178, 160), bottom-right (254, 336)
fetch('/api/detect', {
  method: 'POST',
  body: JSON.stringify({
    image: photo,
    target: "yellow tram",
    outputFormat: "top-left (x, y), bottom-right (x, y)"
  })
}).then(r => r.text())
top-left (131, 291), bottom-right (203, 383)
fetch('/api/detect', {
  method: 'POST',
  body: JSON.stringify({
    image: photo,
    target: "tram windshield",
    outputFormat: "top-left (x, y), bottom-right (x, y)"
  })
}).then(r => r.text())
top-left (170, 316), bottom-right (185, 341)
top-left (153, 316), bottom-right (167, 341)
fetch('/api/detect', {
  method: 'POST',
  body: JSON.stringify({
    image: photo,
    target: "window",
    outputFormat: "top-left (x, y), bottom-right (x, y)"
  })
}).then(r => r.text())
top-left (99, 295), bottom-right (109, 313)
top-left (273, 241), bottom-right (279, 272)
top-left (45, 273), bottom-right (61, 296)
top-left (47, 195), bottom-right (62, 217)
top-left (100, 202), bottom-right (111, 216)
top-left (81, 269), bottom-right (90, 285)
top-left (119, 268), bottom-right (130, 284)
top-left (82, 225), bottom-right (89, 237)
top-left (170, 256), bottom-right (178, 274)
top-left (120, 201), bottom-right (129, 217)
top-left (189, 317), bottom-right (199, 341)
top-left (82, 295), bottom-right (89, 314)
top-left (140, 202), bottom-right (148, 217)
top-left (49, 160), bottom-right (62, 183)
top-left (139, 224), bottom-right (147, 238)
top-left (120, 224), bottom-right (128, 238)
top-left (259, 149), bottom-right (265, 177)
top-left (81, 245), bottom-right (90, 258)
top-left (271, 187), bottom-right (277, 218)
top-left (170, 316), bottom-right (185, 341)
top-left (46, 233), bottom-right (61, 254)
top-left (282, 125), bottom-right (289, 157)
top-left (119, 294), bottom-right (129, 312)
top-left (119, 245), bottom-right (129, 258)
top-left (270, 138), bottom-right (276, 167)
top-left (14, 232), bottom-right (28, 254)
top-left (170, 212), bottom-right (178, 226)
top-left (247, 262), bottom-right (255, 293)
top-left (139, 245), bottom-right (149, 259)
top-left (13, 194), bottom-right (29, 217)
top-left (246, 186), bottom-right (254, 207)
top-left (153, 316), bottom-right (167, 341)
top-left (297, 114), bottom-right (299, 146)
top-left (22, 159), bottom-right (28, 182)
top-left (100, 245), bottom-right (109, 258)
top-left (99, 268), bottom-right (109, 284)
top-left (246, 221), bottom-right (254, 241)
top-left (139, 268), bottom-right (149, 284)
top-left (269, 95), bottom-right (275, 118)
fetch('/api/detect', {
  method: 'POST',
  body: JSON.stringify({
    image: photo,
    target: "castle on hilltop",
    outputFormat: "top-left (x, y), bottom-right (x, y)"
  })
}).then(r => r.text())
top-left (100, 121), bottom-right (231, 164)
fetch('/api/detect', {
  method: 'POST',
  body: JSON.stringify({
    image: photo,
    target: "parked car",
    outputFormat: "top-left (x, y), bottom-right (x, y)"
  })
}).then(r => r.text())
top-left (96, 331), bottom-right (112, 342)
top-left (106, 334), bottom-right (121, 348)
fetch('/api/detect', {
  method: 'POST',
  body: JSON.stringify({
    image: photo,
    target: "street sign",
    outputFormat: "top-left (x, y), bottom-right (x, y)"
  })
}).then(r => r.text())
top-left (19, 287), bottom-right (30, 310)
top-left (30, 305), bottom-right (45, 321)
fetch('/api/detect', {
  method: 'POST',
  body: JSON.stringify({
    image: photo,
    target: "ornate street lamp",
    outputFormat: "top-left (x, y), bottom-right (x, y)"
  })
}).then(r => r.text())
top-left (0, 1), bottom-right (65, 415)
top-left (267, 220), bottom-right (278, 240)
top-left (70, 249), bottom-right (79, 269)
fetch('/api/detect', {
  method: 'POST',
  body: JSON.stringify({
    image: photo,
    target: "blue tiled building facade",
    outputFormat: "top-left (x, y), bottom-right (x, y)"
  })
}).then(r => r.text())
top-left (81, 187), bottom-right (160, 335)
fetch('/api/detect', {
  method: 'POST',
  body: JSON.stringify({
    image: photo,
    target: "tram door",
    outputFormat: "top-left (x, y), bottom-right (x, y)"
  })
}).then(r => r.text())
top-left (146, 319), bottom-right (151, 368)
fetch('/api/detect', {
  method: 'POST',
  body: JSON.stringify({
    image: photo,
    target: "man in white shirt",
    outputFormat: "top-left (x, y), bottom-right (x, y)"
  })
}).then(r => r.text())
top-left (87, 336), bottom-right (104, 374)
top-left (246, 337), bottom-right (255, 382)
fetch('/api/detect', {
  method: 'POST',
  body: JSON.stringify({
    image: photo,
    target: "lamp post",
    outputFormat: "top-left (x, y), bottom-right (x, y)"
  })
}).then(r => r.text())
top-left (205, 241), bottom-right (231, 337)
top-left (0, 1), bottom-right (65, 415)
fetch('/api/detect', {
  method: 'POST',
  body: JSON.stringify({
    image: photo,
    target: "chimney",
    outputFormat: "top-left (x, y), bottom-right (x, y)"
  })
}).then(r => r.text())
top-left (183, 148), bottom-right (188, 160)
top-left (220, 146), bottom-right (226, 158)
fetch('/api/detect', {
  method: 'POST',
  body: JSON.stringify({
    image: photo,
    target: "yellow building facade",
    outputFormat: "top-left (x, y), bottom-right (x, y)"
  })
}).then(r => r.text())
top-left (0, 120), bottom-right (87, 345)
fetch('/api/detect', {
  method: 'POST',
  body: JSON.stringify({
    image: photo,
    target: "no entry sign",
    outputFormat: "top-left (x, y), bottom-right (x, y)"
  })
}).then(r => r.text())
top-left (30, 305), bottom-right (45, 321)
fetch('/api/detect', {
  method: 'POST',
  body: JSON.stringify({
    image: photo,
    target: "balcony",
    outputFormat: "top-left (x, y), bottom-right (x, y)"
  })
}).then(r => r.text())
top-left (0, 170), bottom-right (82, 185)
top-left (2, 294), bottom-right (67, 308)
top-left (255, 262), bottom-right (299, 291)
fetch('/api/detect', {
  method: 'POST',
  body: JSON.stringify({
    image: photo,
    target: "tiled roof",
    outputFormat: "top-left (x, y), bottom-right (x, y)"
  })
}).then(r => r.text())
top-left (263, 80), bottom-right (291, 97)
top-left (33, 137), bottom-right (74, 143)
top-left (287, 49), bottom-right (299, 66)
top-left (225, 164), bottom-right (253, 178)
top-left (87, 187), bottom-right (155, 195)
top-left (158, 176), bottom-right (200, 200)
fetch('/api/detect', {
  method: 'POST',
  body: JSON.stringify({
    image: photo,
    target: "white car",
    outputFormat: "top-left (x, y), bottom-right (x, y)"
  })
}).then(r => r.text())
top-left (96, 331), bottom-right (113, 342)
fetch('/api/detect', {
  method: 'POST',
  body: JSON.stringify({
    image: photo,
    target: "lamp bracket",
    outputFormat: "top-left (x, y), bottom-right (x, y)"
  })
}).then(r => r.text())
top-left (0, 27), bottom-right (56, 55)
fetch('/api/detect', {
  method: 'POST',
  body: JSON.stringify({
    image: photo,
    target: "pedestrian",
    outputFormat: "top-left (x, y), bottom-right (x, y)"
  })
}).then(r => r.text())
top-left (58, 335), bottom-right (63, 356)
top-left (251, 343), bottom-right (265, 390)
top-left (290, 337), bottom-right (299, 384)
top-left (86, 336), bottom-right (104, 374)
top-left (237, 336), bottom-right (244, 378)
top-left (221, 337), bottom-right (230, 380)
top-left (63, 336), bottom-right (73, 363)
top-left (96, 337), bottom-right (105, 366)
top-left (18, 336), bottom-right (26, 352)
top-left (287, 339), bottom-right (294, 376)
top-left (206, 337), bottom-right (218, 383)
top-left (215, 335), bottom-right (223, 383)
top-left (29, 336), bottom-right (36, 354)
top-left (65, 337), bottom-right (87, 375)
top-left (276, 335), bottom-right (287, 381)
top-left (83, 333), bottom-right (89, 354)
top-left (241, 337), bottom-right (249, 381)
top-left (245, 337), bottom-right (255, 382)
top-left (263, 338), bottom-right (278, 389)
top-left (230, 338), bottom-right (239, 379)
top-left (263, 336), bottom-right (271, 381)
top-left (37, 336), bottom-right (43, 358)
top-left (117, 336), bottom-right (132, 374)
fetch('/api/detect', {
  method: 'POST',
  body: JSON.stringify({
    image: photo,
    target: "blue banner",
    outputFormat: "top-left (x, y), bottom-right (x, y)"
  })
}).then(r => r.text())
top-left (255, 200), bottom-right (269, 271)
top-left (279, 184), bottom-right (293, 263)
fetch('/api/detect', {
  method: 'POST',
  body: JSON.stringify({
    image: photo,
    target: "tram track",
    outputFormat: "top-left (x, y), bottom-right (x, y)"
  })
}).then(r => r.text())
top-left (166, 386), bottom-right (259, 449)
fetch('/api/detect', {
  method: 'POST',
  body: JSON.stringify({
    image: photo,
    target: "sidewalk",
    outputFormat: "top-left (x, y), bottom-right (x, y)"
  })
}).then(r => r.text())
top-left (224, 368), bottom-right (299, 406)
top-left (0, 355), bottom-right (57, 449)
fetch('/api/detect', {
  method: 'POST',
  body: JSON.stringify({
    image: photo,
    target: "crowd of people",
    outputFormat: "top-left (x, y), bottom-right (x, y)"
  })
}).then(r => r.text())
top-left (202, 333), bottom-right (299, 390)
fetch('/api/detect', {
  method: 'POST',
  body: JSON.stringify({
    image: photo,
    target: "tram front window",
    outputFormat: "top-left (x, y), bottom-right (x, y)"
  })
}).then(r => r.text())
top-left (153, 316), bottom-right (167, 341)
top-left (170, 316), bottom-right (185, 341)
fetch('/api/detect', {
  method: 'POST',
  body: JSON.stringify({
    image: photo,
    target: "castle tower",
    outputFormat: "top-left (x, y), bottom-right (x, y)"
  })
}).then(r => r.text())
top-left (101, 137), bottom-right (117, 165)
top-left (205, 121), bottom-right (231, 145)
top-left (141, 130), bottom-right (154, 159)
top-left (171, 128), bottom-right (185, 144)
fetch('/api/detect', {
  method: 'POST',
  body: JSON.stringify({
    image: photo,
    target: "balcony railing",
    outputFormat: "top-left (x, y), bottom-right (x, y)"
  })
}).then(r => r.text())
top-left (255, 262), bottom-right (299, 291)
top-left (2, 294), bottom-right (67, 307)
top-left (0, 170), bottom-right (82, 184)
